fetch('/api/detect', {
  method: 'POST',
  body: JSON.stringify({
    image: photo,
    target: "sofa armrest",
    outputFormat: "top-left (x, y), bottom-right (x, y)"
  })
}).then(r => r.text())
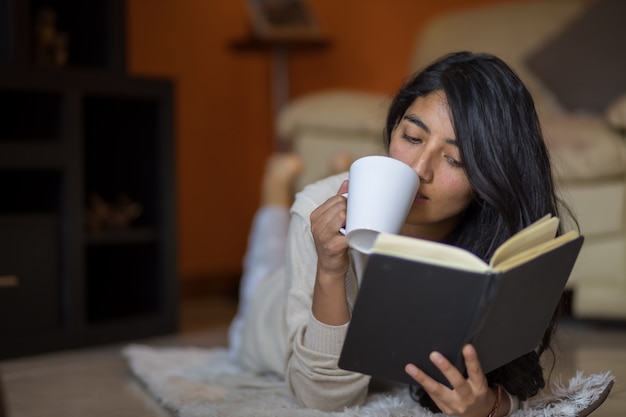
top-left (543, 115), bottom-right (626, 181)
top-left (606, 94), bottom-right (626, 131)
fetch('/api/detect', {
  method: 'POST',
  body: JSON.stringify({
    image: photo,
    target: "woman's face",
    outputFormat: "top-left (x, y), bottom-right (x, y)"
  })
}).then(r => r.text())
top-left (389, 90), bottom-right (474, 241)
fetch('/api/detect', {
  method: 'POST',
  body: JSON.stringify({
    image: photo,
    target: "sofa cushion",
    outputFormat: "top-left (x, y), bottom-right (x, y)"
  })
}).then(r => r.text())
top-left (526, 0), bottom-right (626, 113)
top-left (412, 0), bottom-right (587, 119)
top-left (277, 90), bottom-right (389, 140)
top-left (543, 115), bottom-right (626, 180)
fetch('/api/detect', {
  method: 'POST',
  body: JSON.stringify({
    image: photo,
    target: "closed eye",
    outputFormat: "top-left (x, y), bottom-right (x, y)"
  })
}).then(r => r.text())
top-left (402, 133), bottom-right (421, 144)
top-left (446, 156), bottom-right (463, 168)
top-left (444, 138), bottom-right (463, 167)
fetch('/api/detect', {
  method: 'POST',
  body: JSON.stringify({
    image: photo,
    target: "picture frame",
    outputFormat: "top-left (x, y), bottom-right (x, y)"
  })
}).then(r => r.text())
top-left (245, 0), bottom-right (323, 41)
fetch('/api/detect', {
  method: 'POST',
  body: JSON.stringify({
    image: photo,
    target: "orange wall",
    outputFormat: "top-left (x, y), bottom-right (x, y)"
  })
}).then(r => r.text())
top-left (126, 0), bottom-right (506, 288)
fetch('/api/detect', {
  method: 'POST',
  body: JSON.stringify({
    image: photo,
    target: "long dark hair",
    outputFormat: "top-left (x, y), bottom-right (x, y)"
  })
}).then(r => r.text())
top-left (384, 51), bottom-right (575, 410)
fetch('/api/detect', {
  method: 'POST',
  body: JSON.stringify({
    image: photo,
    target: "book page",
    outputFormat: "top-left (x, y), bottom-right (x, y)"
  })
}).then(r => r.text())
top-left (489, 215), bottom-right (559, 268)
top-left (493, 230), bottom-right (580, 272)
top-left (373, 233), bottom-right (489, 272)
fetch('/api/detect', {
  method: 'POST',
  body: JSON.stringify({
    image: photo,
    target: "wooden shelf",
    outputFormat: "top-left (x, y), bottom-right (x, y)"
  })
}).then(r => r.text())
top-left (1, 0), bottom-right (126, 71)
top-left (230, 35), bottom-right (330, 51)
top-left (85, 228), bottom-right (158, 245)
top-left (0, 0), bottom-right (177, 360)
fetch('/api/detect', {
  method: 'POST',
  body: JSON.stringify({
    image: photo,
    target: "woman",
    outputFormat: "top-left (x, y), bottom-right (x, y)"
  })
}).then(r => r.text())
top-left (229, 51), bottom-right (572, 417)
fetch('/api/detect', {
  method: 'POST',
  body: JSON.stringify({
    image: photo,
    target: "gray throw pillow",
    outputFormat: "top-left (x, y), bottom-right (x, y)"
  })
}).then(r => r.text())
top-left (526, 0), bottom-right (626, 113)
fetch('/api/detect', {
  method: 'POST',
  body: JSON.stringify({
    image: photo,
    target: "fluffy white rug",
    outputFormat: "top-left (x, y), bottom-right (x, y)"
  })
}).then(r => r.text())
top-left (122, 344), bottom-right (614, 417)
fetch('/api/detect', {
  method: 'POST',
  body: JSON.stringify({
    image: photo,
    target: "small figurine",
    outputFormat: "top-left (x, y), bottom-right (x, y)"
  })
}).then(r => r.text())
top-left (34, 7), bottom-right (69, 67)
top-left (86, 192), bottom-right (142, 232)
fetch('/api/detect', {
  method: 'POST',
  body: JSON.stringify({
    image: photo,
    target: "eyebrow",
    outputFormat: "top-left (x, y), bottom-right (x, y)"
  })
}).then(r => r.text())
top-left (403, 114), bottom-right (430, 134)
top-left (402, 114), bottom-right (458, 146)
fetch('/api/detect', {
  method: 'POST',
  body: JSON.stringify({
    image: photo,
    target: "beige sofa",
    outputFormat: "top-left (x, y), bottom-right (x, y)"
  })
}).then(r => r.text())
top-left (278, 0), bottom-right (626, 319)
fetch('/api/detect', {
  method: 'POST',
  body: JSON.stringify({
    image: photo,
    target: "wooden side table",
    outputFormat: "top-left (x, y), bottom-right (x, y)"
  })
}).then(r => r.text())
top-left (231, 35), bottom-right (330, 148)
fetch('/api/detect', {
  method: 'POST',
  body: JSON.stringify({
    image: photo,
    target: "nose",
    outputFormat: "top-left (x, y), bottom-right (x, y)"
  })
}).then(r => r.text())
top-left (409, 149), bottom-right (434, 183)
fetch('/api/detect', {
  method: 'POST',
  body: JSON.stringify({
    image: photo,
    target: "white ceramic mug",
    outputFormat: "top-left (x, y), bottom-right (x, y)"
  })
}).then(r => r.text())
top-left (343, 155), bottom-right (419, 253)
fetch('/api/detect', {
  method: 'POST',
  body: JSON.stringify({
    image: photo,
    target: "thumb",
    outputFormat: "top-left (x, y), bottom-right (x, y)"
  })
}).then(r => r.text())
top-left (337, 180), bottom-right (349, 196)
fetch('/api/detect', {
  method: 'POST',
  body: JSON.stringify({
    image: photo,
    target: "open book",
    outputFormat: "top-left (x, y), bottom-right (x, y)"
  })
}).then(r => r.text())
top-left (338, 215), bottom-right (583, 386)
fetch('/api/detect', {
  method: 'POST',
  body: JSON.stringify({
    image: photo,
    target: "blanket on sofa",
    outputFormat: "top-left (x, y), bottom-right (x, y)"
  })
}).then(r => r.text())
top-left (122, 344), bottom-right (614, 417)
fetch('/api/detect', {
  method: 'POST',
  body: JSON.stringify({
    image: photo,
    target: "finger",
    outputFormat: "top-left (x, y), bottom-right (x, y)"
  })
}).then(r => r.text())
top-left (428, 351), bottom-right (468, 390)
top-left (312, 194), bottom-right (346, 225)
top-left (405, 363), bottom-right (450, 396)
top-left (405, 363), bottom-right (455, 415)
top-left (326, 197), bottom-right (348, 235)
top-left (462, 344), bottom-right (487, 386)
top-left (337, 180), bottom-right (349, 196)
top-left (311, 198), bottom-right (349, 247)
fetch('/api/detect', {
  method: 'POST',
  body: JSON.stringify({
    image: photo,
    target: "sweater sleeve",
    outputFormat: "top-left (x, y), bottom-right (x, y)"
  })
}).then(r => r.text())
top-left (284, 174), bottom-right (371, 411)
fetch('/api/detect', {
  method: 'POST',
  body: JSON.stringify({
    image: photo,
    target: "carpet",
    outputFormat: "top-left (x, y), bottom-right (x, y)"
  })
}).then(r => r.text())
top-left (122, 344), bottom-right (614, 417)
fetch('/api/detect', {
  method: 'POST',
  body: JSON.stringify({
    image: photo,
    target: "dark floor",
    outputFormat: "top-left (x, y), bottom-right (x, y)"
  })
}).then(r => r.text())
top-left (1, 295), bottom-right (625, 416)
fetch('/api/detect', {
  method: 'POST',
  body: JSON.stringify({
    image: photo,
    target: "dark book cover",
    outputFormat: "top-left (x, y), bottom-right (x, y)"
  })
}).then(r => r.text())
top-left (338, 236), bottom-right (584, 386)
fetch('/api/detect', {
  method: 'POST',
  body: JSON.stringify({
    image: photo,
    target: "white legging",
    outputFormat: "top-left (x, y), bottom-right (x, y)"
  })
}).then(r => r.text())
top-left (228, 206), bottom-right (289, 374)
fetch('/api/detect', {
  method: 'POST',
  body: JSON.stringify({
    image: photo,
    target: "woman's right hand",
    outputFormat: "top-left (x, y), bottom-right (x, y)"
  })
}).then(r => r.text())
top-left (310, 180), bottom-right (350, 277)
top-left (310, 180), bottom-right (351, 325)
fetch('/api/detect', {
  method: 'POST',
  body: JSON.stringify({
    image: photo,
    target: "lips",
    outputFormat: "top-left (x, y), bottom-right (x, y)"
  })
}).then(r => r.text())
top-left (413, 192), bottom-right (428, 205)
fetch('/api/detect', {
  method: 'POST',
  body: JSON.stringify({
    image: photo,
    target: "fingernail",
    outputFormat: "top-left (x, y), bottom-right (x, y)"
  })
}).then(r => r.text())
top-left (405, 364), bottom-right (418, 377)
top-left (430, 352), bottom-right (444, 364)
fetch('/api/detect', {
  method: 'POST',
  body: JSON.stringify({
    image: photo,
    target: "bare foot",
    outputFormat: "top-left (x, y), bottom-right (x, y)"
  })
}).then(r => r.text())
top-left (261, 153), bottom-right (304, 207)
top-left (329, 152), bottom-right (354, 175)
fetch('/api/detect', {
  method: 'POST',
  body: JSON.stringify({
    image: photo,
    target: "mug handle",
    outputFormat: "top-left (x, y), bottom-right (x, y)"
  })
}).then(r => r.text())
top-left (339, 192), bottom-right (348, 235)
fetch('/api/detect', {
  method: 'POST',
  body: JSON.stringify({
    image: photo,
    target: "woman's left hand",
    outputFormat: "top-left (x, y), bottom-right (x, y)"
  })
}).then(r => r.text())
top-left (405, 344), bottom-right (505, 417)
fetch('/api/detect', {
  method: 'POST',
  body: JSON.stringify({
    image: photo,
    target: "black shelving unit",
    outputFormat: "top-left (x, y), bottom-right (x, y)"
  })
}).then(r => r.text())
top-left (0, 0), bottom-right (177, 359)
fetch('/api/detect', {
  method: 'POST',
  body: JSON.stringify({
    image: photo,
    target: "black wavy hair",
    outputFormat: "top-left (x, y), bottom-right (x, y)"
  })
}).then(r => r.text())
top-left (383, 51), bottom-right (575, 411)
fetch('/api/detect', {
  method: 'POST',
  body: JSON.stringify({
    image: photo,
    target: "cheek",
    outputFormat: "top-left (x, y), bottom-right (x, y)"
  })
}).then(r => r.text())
top-left (440, 174), bottom-right (474, 208)
top-left (388, 138), bottom-right (412, 165)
